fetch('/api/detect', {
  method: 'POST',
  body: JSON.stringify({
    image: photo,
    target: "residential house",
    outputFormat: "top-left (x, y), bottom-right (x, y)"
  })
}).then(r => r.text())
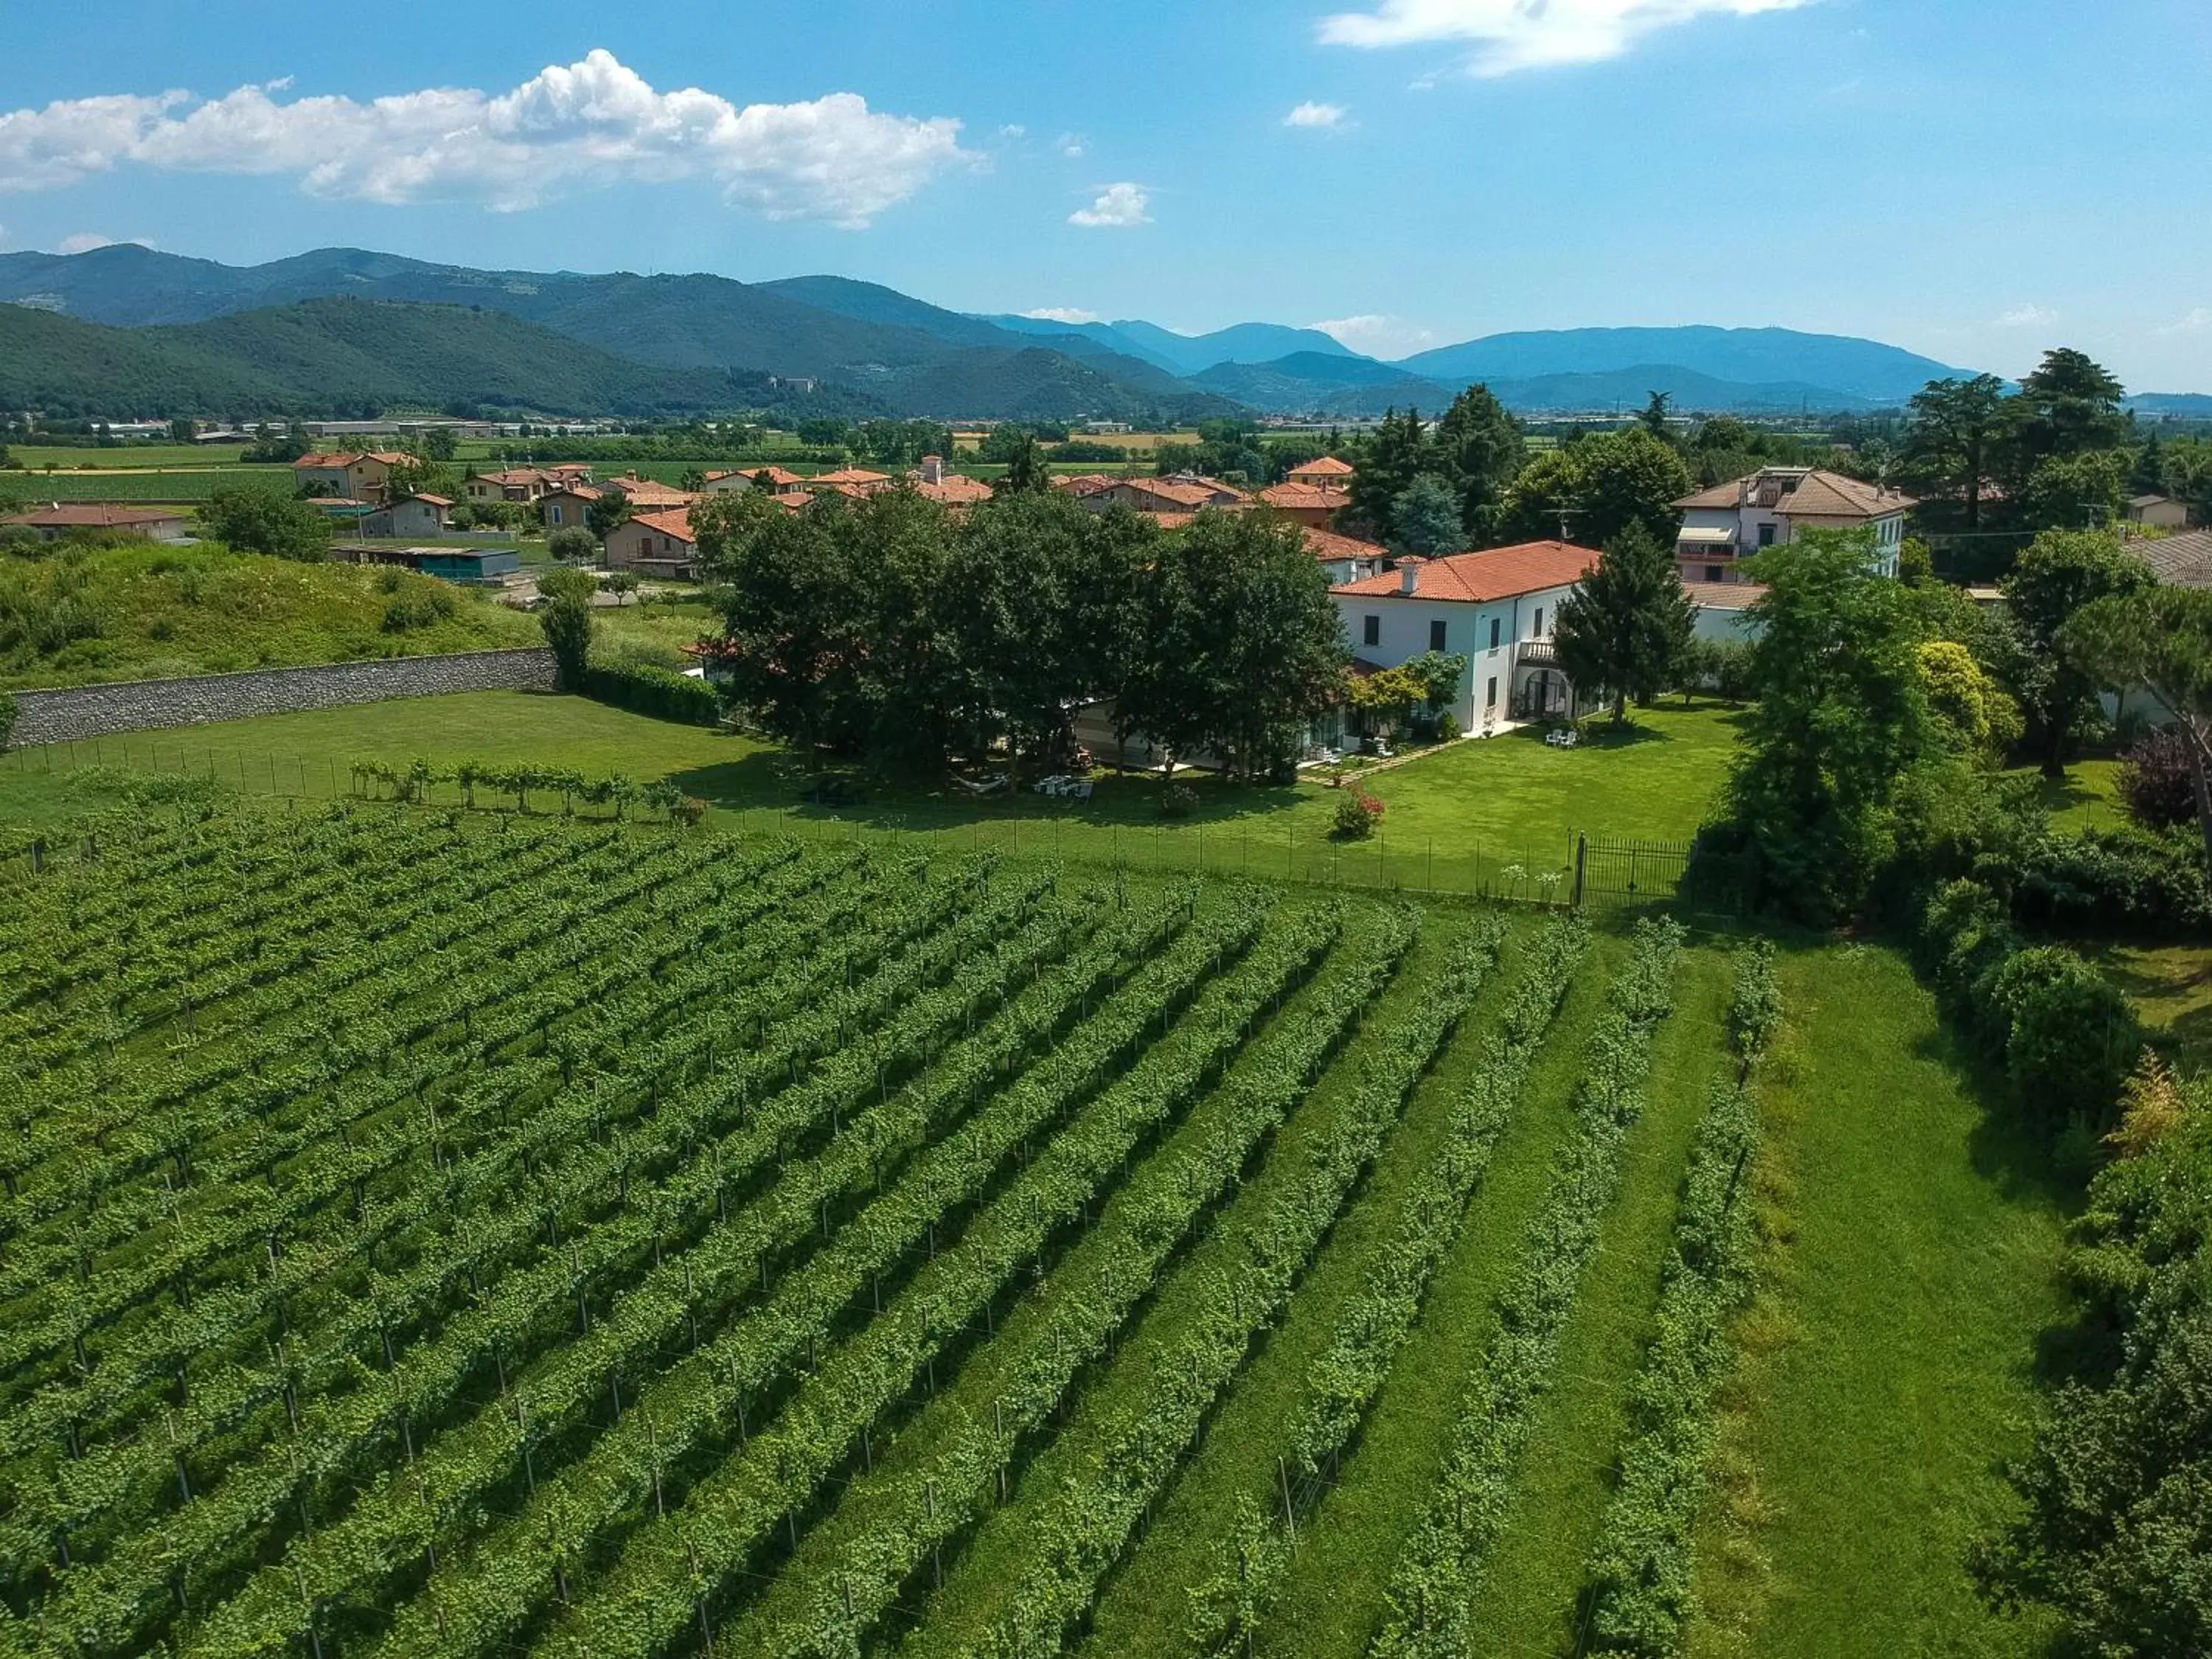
top-left (2128, 527), bottom-right (2212, 588)
top-left (361, 493), bottom-right (453, 538)
top-left (1081, 476), bottom-right (1247, 515)
top-left (1287, 456), bottom-right (1355, 490)
top-left (294, 451), bottom-right (417, 506)
top-left (1673, 467), bottom-right (1915, 582)
top-left (1331, 540), bottom-right (1600, 728)
top-left (1687, 579), bottom-right (1766, 644)
top-left (1, 503), bottom-right (190, 543)
top-left (538, 484), bottom-right (602, 532)
top-left (806, 467), bottom-right (897, 495)
top-left (603, 508), bottom-right (698, 578)
top-left (2127, 493), bottom-right (2194, 531)
top-left (1258, 481), bottom-right (1352, 529)
top-left (1051, 473), bottom-right (1118, 500)
top-left (1303, 525), bottom-right (1388, 586)
top-left (602, 473), bottom-right (703, 515)
top-left (465, 468), bottom-right (562, 507)
top-left (703, 465), bottom-right (810, 495)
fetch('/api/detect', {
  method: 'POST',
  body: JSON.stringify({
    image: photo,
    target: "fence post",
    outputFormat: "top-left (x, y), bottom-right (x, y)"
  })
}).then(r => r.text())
top-left (1573, 833), bottom-right (1587, 909)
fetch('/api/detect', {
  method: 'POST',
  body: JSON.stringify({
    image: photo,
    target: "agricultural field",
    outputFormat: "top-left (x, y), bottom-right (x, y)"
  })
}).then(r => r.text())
top-left (0, 799), bottom-right (2061, 1658)
top-left (2, 467), bottom-right (291, 503)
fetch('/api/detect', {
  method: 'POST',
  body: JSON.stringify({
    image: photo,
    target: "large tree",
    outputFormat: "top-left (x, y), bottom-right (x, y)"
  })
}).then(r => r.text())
top-left (2065, 584), bottom-right (2212, 866)
top-left (1899, 373), bottom-right (2009, 532)
top-left (537, 565), bottom-right (596, 690)
top-left (1118, 510), bottom-right (1347, 779)
top-left (1498, 427), bottom-right (1692, 549)
top-left (1388, 474), bottom-right (1466, 557)
top-left (1430, 382), bottom-right (1526, 540)
top-left (2002, 529), bottom-right (2153, 776)
top-left (944, 490), bottom-right (1147, 770)
top-left (1346, 407), bottom-right (1431, 543)
top-left (1550, 522), bottom-right (1697, 725)
top-left (2008, 347), bottom-right (2129, 476)
top-left (1722, 526), bottom-right (1936, 922)
top-left (200, 487), bottom-right (333, 562)
top-left (992, 431), bottom-right (1048, 495)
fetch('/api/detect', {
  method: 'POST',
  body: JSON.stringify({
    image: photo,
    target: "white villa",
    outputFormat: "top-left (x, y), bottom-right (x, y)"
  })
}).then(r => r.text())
top-left (1674, 467), bottom-right (1914, 584)
top-left (1331, 540), bottom-right (1599, 728)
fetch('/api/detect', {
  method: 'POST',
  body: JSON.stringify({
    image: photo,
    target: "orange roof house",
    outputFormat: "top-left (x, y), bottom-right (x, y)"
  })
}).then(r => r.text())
top-left (1287, 455), bottom-right (1355, 488)
top-left (1330, 540), bottom-right (1598, 603)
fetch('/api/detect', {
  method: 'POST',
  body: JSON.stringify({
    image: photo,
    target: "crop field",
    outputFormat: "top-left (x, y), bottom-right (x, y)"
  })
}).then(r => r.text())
top-left (0, 803), bottom-right (2051, 1659)
top-left (4, 467), bottom-right (291, 503)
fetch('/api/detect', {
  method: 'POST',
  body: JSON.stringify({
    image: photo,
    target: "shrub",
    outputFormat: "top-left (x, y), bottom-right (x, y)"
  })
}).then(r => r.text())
top-left (2116, 728), bottom-right (2198, 832)
top-left (546, 526), bottom-right (597, 563)
top-left (1992, 945), bottom-right (2141, 1129)
top-left (1159, 782), bottom-right (1199, 820)
top-left (0, 689), bottom-right (15, 753)
top-left (1333, 790), bottom-right (1384, 840)
top-left (380, 584), bottom-right (457, 633)
top-left (579, 661), bottom-right (721, 727)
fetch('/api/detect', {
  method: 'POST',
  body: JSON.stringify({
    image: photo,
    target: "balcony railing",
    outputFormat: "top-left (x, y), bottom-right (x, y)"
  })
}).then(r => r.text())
top-left (1517, 636), bottom-right (1559, 666)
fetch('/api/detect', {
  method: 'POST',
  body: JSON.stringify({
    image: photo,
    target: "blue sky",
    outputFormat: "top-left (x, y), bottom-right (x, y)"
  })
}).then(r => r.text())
top-left (4, 0), bottom-right (2211, 388)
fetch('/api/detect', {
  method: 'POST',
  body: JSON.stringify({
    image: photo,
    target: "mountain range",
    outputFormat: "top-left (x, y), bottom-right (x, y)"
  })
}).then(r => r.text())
top-left (0, 242), bottom-right (2040, 422)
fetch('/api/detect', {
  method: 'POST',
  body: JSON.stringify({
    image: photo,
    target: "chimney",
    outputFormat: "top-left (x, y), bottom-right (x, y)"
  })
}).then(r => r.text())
top-left (920, 453), bottom-right (945, 485)
top-left (1399, 557), bottom-right (1422, 597)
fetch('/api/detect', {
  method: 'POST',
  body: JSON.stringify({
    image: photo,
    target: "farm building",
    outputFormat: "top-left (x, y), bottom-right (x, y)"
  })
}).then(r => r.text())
top-left (0, 503), bottom-right (191, 543)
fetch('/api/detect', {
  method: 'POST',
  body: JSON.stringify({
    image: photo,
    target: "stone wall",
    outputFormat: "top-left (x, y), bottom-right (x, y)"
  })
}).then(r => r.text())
top-left (9, 649), bottom-right (560, 745)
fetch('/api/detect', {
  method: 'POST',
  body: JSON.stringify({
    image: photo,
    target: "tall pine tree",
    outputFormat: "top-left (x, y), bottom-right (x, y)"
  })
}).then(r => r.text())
top-left (1551, 522), bottom-right (1697, 725)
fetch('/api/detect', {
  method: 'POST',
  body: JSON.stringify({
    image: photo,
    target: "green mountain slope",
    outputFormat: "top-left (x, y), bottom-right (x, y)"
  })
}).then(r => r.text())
top-left (0, 297), bottom-right (844, 420)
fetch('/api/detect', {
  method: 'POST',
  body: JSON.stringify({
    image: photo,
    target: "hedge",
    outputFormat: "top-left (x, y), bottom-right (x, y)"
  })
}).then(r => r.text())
top-left (580, 661), bottom-right (722, 727)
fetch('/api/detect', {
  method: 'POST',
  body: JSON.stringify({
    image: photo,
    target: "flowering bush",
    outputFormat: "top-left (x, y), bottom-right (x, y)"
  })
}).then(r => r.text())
top-left (1160, 782), bottom-right (1200, 819)
top-left (1335, 790), bottom-right (1385, 840)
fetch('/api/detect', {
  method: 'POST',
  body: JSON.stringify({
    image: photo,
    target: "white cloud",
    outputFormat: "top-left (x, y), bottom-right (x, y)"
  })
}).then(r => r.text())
top-left (1995, 302), bottom-right (2058, 328)
top-left (1284, 101), bottom-right (1352, 128)
top-left (1312, 313), bottom-right (1437, 357)
top-left (1068, 182), bottom-right (1150, 229)
top-left (1057, 132), bottom-right (1087, 159)
top-left (1022, 306), bottom-right (1103, 324)
top-left (0, 49), bottom-right (973, 227)
top-left (2163, 307), bottom-right (2212, 335)
top-left (998, 123), bottom-right (1027, 139)
top-left (1318, 0), bottom-right (1812, 77)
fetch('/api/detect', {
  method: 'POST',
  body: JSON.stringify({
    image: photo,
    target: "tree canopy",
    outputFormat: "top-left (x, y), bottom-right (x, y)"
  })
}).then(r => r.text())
top-left (2001, 529), bottom-right (2153, 777)
top-left (1551, 523), bottom-right (1696, 725)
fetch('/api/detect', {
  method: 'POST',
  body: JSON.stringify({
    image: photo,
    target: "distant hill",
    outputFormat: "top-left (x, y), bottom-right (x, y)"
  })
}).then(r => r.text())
top-left (2129, 392), bottom-right (2212, 418)
top-left (1397, 325), bottom-right (1974, 404)
top-left (1189, 352), bottom-right (1443, 414)
top-left (979, 314), bottom-right (1363, 376)
top-left (0, 297), bottom-right (858, 420)
top-left (0, 246), bottom-right (1237, 422)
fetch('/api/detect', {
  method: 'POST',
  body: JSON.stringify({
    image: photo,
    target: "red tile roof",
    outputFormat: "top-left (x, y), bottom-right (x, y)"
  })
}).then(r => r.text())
top-left (607, 476), bottom-right (699, 508)
top-left (810, 467), bottom-right (894, 489)
top-left (1260, 482), bottom-right (1352, 512)
top-left (1289, 456), bottom-right (1354, 479)
top-left (1330, 540), bottom-right (1599, 602)
top-left (624, 508), bottom-right (697, 544)
top-left (915, 473), bottom-right (995, 505)
top-left (1051, 473), bottom-right (1117, 496)
top-left (2, 503), bottom-right (186, 529)
top-left (1301, 525), bottom-right (1386, 563)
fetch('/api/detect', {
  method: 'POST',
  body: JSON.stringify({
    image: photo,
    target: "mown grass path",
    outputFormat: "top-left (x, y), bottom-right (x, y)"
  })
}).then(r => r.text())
top-left (1687, 945), bottom-right (2068, 1659)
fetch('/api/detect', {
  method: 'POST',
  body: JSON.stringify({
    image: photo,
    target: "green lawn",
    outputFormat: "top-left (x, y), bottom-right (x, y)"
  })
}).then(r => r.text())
top-left (0, 695), bottom-right (1742, 896)
top-left (2000, 757), bottom-right (2124, 833)
top-left (1688, 943), bottom-right (2070, 1659)
top-left (6, 444), bottom-right (254, 468)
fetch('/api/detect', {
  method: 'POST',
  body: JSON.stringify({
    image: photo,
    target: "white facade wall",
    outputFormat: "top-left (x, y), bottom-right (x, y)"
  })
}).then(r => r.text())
top-left (1333, 584), bottom-right (1578, 729)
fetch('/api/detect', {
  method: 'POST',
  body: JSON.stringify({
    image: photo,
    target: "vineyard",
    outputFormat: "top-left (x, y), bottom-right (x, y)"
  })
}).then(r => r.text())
top-left (0, 803), bottom-right (1785, 1659)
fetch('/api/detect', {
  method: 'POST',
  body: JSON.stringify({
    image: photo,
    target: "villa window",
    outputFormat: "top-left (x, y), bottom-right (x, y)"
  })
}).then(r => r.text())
top-left (1488, 617), bottom-right (1501, 651)
top-left (1363, 615), bottom-right (1380, 647)
top-left (1533, 606), bottom-right (1544, 637)
top-left (1486, 675), bottom-right (1498, 708)
top-left (1757, 523), bottom-right (1778, 548)
top-left (1430, 619), bottom-right (1447, 652)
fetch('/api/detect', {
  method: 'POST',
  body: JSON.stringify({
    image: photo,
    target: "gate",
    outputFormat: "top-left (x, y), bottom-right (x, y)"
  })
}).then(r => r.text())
top-left (1573, 834), bottom-right (1693, 908)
